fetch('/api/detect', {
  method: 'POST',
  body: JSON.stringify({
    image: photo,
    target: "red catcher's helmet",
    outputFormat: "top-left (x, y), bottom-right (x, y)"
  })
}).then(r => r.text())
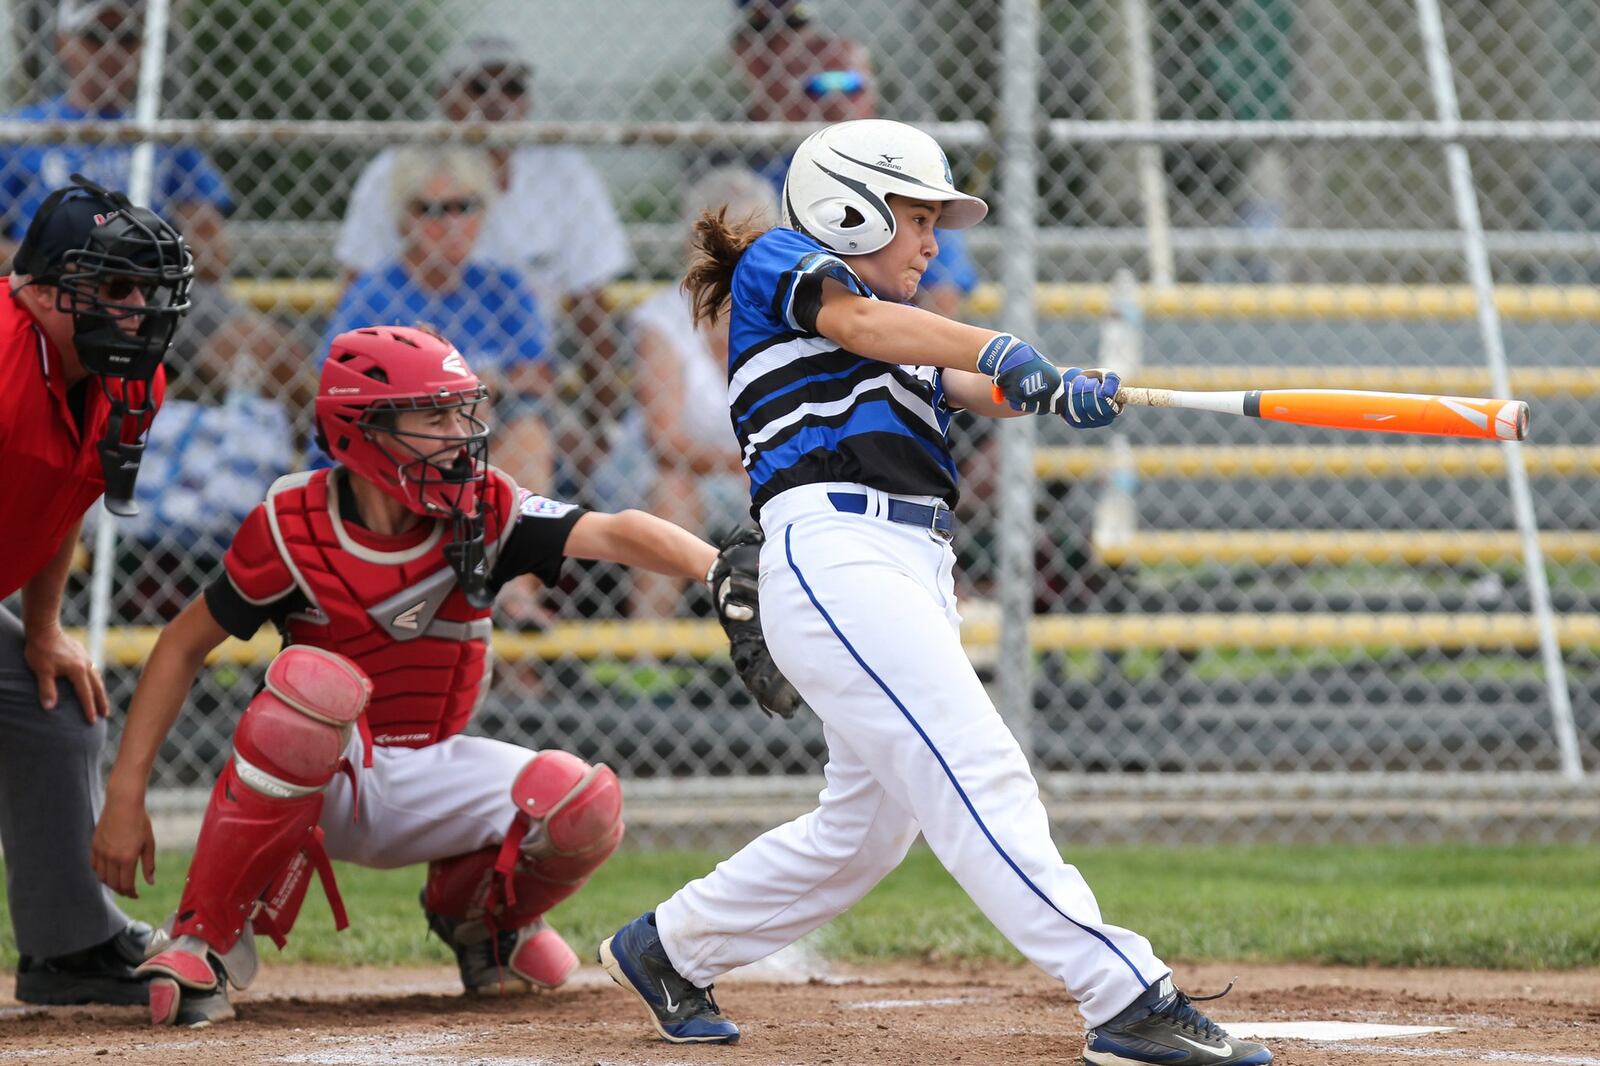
top-left (315, 325), bottom-right (490, 520)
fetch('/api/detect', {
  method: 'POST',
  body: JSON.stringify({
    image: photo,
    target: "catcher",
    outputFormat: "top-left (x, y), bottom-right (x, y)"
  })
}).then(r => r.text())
top-left (90, 324), bottom-right (796, 1027)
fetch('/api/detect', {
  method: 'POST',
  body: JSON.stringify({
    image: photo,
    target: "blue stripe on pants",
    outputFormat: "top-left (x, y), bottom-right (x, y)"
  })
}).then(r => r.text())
top-left (783, 524), bottom-right (1152, 987)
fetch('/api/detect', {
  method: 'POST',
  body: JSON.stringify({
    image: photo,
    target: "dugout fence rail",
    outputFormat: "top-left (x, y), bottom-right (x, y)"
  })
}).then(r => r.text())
top-left (10, 0), bottom-right (1592, 843)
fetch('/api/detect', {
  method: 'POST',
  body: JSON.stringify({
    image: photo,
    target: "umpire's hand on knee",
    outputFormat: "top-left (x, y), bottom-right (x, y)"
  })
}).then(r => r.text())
top-left (23, 623), bottom-right (108, 723)
top-left (1058, 368), bottom-right (1123, 429)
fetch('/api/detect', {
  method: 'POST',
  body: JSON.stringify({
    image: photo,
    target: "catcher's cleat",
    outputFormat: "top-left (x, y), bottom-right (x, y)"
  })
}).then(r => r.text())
top-left (423, 895), bottom-right (579, 993)
top-left (140, 940), bottom-right (235, 1029)
top-left (598, 911), bottom-right (740, 1045)
top-left (1084, 975), bottom-right (1271, 1066)
top-left (13, 921), bottom-right (152, 1006)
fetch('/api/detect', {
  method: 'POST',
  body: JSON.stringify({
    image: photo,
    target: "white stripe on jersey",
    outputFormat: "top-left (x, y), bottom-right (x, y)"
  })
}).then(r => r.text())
top-left (739, 370), bottom-right (946, 464)
top-left (727, 334), bottom-right (841, 411)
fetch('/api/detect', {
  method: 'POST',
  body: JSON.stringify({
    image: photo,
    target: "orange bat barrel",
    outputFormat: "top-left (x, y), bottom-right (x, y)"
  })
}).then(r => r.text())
top-left (1245, 389), bottom-right (1529, 441)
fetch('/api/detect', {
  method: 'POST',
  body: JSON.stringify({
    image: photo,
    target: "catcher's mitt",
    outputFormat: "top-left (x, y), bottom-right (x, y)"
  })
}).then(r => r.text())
top-left (707, 527), bottom-right (802, 719)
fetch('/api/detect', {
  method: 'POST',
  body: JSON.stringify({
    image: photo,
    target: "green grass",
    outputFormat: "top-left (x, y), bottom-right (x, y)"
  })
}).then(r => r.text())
top-left (5, 845), bottom-right (1597, 971)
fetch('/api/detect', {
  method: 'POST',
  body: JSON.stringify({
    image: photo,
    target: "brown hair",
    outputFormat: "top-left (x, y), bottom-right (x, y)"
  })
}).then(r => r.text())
top-left (682, 207), bottom-right (770, 327)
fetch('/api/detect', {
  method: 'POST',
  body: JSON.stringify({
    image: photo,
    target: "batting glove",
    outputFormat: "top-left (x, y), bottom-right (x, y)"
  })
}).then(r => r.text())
top-left (977, 334), bottom-right (1064, 415)
top-left (1058, 368), bottom-right (1123, 429)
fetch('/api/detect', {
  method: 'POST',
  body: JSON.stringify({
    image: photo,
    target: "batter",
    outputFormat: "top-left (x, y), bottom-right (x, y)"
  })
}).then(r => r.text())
top-left (599, 119), bottom-right (1272, 1066)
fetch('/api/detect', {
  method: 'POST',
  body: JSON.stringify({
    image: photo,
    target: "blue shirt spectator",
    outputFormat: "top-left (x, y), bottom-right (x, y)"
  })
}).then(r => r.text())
top-left (322, 261), bottom-right (546, 377)
top-left (0, 96), bottom-right (232, 239)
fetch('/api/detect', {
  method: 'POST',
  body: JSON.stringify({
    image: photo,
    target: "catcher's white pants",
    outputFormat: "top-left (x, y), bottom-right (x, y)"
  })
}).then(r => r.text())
top-left (318, 733), bottom-right (533, 868)
top-left (655, 483), bottom-right (1168, 1028)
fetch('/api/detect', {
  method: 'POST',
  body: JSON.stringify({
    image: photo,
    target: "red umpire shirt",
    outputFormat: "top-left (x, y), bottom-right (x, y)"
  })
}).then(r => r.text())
top-left (0, 278), bottom-right (165, 599)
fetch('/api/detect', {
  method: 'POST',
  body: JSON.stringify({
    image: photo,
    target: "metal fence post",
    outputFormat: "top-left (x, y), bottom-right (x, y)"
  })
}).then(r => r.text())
top-left (87, 0), bottom-right (173, 672)
top-left (1415, 0), bottom-right (1583, 781)
top-left (995, 0), bottom-right (1041, 750)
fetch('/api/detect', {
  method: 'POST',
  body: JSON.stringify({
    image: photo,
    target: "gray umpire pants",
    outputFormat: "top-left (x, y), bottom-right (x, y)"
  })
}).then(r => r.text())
top-left (0, 605), bottom-right (131, 958)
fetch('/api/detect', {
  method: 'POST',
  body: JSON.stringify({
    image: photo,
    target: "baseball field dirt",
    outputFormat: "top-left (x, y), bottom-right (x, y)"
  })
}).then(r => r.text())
top-left (4, 959), bottom-right (1598, 1065)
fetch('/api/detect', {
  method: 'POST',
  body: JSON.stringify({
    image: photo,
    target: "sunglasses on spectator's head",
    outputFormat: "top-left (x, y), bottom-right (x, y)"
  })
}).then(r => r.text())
top-left (410, 198), bottom-right (483, 218)
top-left (803, 70), bottom-right (866, 98)
top-left (465, 75), bottom-right (527, 98)
top-left (78, 25), bottom-right (143, 47)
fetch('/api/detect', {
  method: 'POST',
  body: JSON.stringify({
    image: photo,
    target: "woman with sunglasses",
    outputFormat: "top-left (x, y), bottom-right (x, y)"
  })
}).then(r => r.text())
top-left (333, 37), bottom-right (633, 511)
top-left (325, 146), bottom-right (556, 627)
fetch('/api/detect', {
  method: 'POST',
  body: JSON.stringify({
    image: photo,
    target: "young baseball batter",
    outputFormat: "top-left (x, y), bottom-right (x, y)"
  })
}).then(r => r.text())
top-left (91, 325), bottom-right (743, 1028)
top-left (599, 120), bottom-right (1272, 1066)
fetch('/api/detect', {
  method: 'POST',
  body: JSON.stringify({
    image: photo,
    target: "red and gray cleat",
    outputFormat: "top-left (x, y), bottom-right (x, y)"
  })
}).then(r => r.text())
top-left (423, 898), bottom-right (579, 994)
top-left (138, 936), bottom-right (236, 1028)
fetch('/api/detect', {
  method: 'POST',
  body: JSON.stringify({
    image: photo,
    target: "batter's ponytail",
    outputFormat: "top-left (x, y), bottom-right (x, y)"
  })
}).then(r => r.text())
top-left (683, 207), bottom-right (768, 327)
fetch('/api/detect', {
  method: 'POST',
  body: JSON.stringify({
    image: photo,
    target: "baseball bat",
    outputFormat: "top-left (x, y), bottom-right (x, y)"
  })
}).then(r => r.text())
top-left (992, 384), bottom-right (1529, 441)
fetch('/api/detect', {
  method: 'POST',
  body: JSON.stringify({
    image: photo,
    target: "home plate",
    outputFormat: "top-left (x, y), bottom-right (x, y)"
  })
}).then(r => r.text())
top-left (1225, 1022), bottom-right (1454, 1041)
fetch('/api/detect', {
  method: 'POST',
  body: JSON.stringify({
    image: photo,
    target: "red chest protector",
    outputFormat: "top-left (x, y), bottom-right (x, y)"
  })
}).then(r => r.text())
top-left (229, 466), bottom-right (518, 749)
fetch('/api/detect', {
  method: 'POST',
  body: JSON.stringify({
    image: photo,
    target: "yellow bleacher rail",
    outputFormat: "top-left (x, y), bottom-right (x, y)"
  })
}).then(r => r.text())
top-left (1035, 444), bottom-right (1600, 480)
top-left (966, 283), bottom-right (1600, 322)
top-left (1071, 365), bottom-right (1593, 397)
top-left (1093, 530), bottom-right (1600, 567)
top-left (68, 611), bottom-right (1600, 669)
top-left (230, 278), bottom-right (1600, 324)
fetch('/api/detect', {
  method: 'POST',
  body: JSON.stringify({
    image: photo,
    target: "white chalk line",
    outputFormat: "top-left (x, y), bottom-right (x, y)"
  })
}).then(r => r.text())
top-left (1305, 1047), bottom-right (1600, 1066)
top-left (847, 996), bottom-right (981, 1010)
top-left (1228, 1021), bottom-right (1454, 1040)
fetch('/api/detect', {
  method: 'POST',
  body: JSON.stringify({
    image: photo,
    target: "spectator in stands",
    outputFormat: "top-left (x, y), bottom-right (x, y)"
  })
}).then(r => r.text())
top-left (164, 203), bottom-right (311, 417)
top-left (0, 0), bottom-right (227, 255)
top-left (335, 33), bottom-right (632, 500)
top-left (628, 168), bottom-right (776, 617)
top-left (325, 146), bottom-right (554, 627)
top-left (1, 0), bottom-right (308, 622)
top-left (728, 0), bottom-right (979, 317)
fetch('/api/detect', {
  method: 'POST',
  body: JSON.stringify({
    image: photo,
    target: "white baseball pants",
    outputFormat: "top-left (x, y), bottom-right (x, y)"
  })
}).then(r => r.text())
top-left (655, 483), bottom-right (1168, 1028)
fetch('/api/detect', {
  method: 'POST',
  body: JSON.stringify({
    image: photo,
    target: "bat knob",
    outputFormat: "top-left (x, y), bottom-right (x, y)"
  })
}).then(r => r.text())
top-left (992, 384), bottom-right (1005, 406)
top-left (1498, 400), bottom-right (1530, 441)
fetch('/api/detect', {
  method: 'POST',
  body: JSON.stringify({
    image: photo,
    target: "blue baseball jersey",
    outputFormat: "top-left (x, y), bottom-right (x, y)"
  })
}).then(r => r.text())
top-left (727, 227), bottom-right (958, 515)
top-left (0, 97), bottom-right (233, 237)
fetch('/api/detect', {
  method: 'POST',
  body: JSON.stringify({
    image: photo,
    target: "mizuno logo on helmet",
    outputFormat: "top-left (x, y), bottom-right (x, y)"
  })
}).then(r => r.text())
top-left (831, 148), bottom-right (945, 193)
top-left (877, 154), bottom-right (903, 168)
top-left (441, 349), bottom-right (470, 376)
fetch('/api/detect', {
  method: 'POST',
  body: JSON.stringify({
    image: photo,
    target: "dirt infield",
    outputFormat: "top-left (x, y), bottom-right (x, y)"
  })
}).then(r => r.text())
top-left (4, 959), bottom-right (1599, 1066)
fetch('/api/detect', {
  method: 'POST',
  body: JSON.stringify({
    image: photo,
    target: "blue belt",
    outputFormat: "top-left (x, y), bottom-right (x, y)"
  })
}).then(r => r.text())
top-left (828, 491), bottom-right (956, 542)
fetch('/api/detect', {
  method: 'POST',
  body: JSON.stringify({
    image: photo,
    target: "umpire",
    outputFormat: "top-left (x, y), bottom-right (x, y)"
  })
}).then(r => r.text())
top-left (0, 175), bottom-right (191, 1004)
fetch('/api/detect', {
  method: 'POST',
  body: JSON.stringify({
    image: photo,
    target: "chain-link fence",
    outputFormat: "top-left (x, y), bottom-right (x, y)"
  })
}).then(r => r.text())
top-left (7, 0), bottom-right (1595, 843)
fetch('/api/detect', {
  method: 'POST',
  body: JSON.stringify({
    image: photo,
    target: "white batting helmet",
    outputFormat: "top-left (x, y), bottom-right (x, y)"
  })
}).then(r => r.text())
top-left (780, 119), bottom-right (988, 255)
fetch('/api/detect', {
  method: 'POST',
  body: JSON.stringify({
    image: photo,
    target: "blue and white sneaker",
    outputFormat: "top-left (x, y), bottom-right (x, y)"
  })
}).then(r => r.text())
top-left (1084, 975), bottom-right (1271, 1066)
top-left (598, 912), bottom-right (740, 1045)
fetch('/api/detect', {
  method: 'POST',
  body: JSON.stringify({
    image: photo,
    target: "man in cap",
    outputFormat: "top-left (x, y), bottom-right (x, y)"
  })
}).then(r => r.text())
top-left (0, 175), bottom-right (193, 1005)
top-left (728, 0), bottom-right (978, 317)
top-left (0, 0), bottom-right (231, 263)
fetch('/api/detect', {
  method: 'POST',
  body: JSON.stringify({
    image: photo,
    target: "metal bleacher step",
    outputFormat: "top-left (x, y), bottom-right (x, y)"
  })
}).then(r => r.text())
top-left (1035, 443), bottom-right (1600, 480)
top-left (228, 277), bottom-right (1600, 327)
top-left (72, 610), bottom-right (1600, 669)
top-left (1092, 530), bottom-right (1600, 567)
